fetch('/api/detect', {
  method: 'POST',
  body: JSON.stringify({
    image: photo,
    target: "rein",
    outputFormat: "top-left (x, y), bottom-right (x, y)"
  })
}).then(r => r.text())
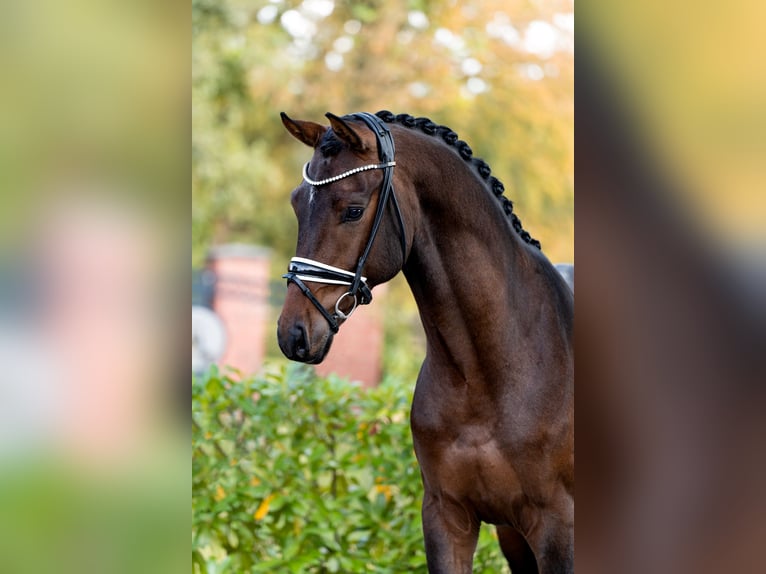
top-left (283, 112), bottom-right (407, 333)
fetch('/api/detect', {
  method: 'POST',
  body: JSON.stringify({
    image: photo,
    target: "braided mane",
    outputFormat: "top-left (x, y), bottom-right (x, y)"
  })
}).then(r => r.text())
top-left (372, 111), bottom-right (541, 250)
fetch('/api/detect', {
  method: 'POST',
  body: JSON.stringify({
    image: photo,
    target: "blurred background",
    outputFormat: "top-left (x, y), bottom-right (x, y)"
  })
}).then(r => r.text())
top-left (191, 0), bottom-right (574, 384)
top-left (577, 1), bottom-right (766, 573)
top-left (0, 1), bottom-right (187, 573)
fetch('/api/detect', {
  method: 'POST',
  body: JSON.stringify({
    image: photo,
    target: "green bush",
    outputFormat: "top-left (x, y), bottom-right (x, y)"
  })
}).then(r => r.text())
top-left (192, 363), bottom-right (509, 573)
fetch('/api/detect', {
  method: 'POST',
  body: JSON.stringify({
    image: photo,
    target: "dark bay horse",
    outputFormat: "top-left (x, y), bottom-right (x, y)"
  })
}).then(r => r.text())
top-left (276, 111), bottom-right (573, 573)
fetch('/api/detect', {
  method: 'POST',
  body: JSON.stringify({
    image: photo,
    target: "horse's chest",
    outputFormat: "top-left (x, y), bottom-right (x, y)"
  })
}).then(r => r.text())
top-left (412, 421), bottom-right (522, 514)
top-left (410, 378), bottom-right (529, 514)
top-left (413, 428), bottom-right (522, 524)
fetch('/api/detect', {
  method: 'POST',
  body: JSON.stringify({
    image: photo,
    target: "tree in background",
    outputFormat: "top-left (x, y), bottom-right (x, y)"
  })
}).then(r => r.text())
top-left (192, 0), bottom-right (573, 265)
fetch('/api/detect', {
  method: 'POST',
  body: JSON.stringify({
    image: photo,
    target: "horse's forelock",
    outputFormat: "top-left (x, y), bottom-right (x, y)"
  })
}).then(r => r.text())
top-left (319, 130), bottom-right (344, 157)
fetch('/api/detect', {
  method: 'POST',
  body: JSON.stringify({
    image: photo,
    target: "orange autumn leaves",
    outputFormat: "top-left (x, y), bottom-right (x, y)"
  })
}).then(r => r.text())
top-left (211, 475), bottom-right (274, 522)
top-left (254, 494), bottom-right (276, 521)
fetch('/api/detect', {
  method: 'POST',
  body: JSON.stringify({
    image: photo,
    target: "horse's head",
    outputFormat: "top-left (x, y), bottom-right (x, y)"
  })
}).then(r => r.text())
top-left (277, 112), bottom-right (408, 364)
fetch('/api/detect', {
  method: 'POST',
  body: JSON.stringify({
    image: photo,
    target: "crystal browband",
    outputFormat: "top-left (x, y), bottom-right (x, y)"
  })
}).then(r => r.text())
top-left (302, 161), bottom-right (396, 187)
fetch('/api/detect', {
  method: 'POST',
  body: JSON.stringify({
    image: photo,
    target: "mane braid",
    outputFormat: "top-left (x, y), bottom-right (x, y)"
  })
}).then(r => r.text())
top-left (373, 110), bottom-right (542, 249)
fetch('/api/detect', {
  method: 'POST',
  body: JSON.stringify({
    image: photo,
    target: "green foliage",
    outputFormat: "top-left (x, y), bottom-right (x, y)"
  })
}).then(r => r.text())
top-left (192, 363), bottom-right (509, 573)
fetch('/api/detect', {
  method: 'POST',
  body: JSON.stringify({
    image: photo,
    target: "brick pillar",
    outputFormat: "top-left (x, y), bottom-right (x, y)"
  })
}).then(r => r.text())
top-left (207, 244), bottom-right (271, 376)
top-left (315, 285), bottom-right (387, 388)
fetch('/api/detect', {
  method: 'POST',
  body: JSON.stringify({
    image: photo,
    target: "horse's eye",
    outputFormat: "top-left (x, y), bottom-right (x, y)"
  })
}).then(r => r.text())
top-left (344, 206), bottom-right (364, 222)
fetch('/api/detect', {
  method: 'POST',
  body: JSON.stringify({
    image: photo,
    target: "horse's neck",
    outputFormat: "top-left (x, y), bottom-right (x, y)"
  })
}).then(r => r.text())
top-left (402, 171), bottom-right (569, 387)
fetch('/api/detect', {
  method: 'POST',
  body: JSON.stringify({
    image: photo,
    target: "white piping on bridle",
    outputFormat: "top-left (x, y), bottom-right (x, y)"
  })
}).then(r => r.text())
top-left (287, 257), bottom-right (367, 287)
top-left (286, 257), bottom-right (369, 321)
top-left (302, 161), bottom-right (396, 187)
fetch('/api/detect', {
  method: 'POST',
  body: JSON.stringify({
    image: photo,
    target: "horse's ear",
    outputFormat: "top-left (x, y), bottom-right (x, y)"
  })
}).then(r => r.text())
top-left (280, 112), bottom-right (326, 148)
top-left (325, 112), bottom-right (367, 152)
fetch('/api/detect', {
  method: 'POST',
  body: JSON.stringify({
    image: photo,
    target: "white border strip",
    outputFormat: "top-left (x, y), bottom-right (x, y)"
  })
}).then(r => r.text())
top-left (289, 257), bottom-right (367, 284)
top-left (291, 275), bottom-right (352, 286)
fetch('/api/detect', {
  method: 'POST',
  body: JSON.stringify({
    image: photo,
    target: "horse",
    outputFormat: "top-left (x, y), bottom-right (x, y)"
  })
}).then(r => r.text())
top-left (276, 111), bottom-right (574, 573)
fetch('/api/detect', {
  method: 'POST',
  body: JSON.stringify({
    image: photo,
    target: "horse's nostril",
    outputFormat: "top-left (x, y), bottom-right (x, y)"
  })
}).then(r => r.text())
top-left (290, 323), bottom-right (309, 360)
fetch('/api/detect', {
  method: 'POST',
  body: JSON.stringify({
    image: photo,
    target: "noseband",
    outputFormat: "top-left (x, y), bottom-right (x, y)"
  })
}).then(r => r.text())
top-left (283, 112), bottom-right (407, 333)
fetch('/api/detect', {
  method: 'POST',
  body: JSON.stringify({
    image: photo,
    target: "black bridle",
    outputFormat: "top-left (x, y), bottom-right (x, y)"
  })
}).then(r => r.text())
top-left (283, 112), bottom-right (407, 333)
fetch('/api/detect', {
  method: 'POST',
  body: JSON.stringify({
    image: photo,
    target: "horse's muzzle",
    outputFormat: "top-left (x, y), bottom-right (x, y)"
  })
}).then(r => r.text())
top-left (277, 319), bottom-right (333, 364)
